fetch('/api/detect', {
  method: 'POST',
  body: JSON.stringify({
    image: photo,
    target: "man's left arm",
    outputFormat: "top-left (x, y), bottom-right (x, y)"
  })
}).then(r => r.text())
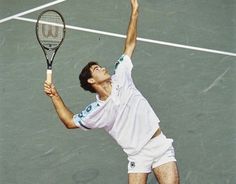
top-left (124, 0), bottom-right (139, 58)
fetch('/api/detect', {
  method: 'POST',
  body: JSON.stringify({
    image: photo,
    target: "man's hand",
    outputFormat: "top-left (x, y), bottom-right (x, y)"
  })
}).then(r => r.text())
top-left (131, 0), bottom-right (139, 13)
top-left (44, 81), bottom-right (59, 98)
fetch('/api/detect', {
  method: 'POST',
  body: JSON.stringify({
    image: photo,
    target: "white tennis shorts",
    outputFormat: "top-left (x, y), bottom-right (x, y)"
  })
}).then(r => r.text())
top-left (127, 132), bottom-right (176, 173)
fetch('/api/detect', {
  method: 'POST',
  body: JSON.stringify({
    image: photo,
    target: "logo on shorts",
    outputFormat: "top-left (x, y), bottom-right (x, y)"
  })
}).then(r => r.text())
top-left (130, 162), bottom-right (135, 168)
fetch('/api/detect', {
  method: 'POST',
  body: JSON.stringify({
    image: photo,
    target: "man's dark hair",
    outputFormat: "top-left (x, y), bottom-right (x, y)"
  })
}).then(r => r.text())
top-left (79, 61), bottom-right (98, 93)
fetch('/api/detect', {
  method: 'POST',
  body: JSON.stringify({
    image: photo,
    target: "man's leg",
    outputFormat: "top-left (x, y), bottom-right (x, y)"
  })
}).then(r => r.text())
top-left (152, 161), bottom-right (180, 184)
top-left (128, 173), bottom-right (149, 184)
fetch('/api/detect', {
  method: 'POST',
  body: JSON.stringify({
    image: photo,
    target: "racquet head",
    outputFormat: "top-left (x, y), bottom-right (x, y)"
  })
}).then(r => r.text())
top-left (36, 10), bottom-right (65, 50)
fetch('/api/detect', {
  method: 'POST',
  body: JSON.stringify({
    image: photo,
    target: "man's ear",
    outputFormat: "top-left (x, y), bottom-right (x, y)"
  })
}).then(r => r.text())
top-left (87, 78), bottom-right (95, 84)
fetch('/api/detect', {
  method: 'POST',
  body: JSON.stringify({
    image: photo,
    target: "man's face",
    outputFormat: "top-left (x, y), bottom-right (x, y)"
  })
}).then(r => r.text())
top-left (89, 64), bottom-right (111, 84)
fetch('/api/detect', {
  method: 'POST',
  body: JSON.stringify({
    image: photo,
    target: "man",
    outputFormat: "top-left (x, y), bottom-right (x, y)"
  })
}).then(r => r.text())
top-left (44, 0), bottom-right (180, 183)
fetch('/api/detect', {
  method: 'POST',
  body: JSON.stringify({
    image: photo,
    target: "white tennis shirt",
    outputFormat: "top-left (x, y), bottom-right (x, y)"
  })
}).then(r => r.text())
top-left (73, 54), bottom-right (160, 155)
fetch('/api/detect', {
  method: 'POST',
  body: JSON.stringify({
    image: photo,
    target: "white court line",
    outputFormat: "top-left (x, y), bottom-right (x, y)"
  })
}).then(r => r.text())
top-left (14, 16), bottom-right (236, 57)
top-left (0, 0), bottom-right (66, 24)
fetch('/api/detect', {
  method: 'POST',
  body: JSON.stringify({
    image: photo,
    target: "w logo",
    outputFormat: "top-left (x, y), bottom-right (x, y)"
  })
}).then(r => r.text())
top-left (42, 24), bottom-right (59, 38)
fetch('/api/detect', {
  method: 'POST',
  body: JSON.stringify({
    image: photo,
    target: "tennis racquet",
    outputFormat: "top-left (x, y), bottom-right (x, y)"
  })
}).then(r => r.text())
top-left (35, 9), bottom-right (66, 84)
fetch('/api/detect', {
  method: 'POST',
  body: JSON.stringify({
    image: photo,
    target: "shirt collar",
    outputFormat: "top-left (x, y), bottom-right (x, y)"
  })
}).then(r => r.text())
top-left (96, 94), bottom-right (107, 106)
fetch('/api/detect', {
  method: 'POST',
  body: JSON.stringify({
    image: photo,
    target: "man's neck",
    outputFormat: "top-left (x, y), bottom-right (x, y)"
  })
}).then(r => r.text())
top-left (95, 80), bottom-right (112, 101)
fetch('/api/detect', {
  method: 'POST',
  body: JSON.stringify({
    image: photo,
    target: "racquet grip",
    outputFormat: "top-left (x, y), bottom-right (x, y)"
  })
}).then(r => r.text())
top-left (46, 69), bottom-right (52, 84)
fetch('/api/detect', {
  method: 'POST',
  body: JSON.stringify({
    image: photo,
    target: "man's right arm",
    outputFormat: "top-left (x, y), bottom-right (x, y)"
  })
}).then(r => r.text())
top-left (123, 0), bottom-right (139, 58)
top-left (44, 81), bottom-right (78, 129)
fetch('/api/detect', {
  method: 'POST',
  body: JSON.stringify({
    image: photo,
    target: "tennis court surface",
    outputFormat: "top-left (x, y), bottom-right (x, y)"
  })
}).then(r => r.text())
top-left (0, 0), bottom-right (235, 183)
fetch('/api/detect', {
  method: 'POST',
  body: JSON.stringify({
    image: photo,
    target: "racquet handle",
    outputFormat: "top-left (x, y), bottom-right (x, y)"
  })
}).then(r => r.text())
top-left (46, 69), bottom-right (52, 84)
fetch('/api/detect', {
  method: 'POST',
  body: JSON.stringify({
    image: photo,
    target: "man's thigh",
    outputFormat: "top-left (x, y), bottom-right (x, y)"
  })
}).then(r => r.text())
top-left (128, 173), bottom-right (149, 184)
top-left (152, 161), bottom-right (180, 184)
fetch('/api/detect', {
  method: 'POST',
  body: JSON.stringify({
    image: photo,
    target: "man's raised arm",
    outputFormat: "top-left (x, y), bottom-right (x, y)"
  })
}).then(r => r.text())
top-left (124, 0), bottom-right (139, 58)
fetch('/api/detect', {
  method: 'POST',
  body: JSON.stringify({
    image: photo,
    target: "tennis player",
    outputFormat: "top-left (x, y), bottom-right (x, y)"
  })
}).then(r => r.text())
top-left (44, 0), bottom-right (179, 183)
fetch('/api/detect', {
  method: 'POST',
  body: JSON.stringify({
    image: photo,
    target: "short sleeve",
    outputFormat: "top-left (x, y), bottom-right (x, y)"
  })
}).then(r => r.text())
top-left (73, 114), bottom-right (90, 131)
top-left (73, 102), bottom-right (100, 131)
top-left (115, 54), bottom-right (133, 73)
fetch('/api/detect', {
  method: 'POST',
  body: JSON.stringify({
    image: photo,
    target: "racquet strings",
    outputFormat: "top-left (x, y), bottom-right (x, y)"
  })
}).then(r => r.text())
top-left (37, 10), bottom-right (64, 50)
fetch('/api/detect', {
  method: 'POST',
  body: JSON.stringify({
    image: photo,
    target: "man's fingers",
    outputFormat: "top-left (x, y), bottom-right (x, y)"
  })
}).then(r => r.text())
top-left (131, 0), bottom-right (139, 9)
top-left (44, 81), bottom-right (51, 87)
top-left (44, 81), bottom-right (56, 90)
top-left (44, 81), bottom-right (53, 94)
top-left (44, 84), bottom-right (51, 90)
top-left (43, 81), bottom-right (58, 97)
top-left (44, 87), bottom-right (51, 93)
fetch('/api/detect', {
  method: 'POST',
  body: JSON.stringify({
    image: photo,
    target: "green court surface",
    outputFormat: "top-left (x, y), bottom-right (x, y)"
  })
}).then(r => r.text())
top-left (0, 0), bottom-right (235, 183)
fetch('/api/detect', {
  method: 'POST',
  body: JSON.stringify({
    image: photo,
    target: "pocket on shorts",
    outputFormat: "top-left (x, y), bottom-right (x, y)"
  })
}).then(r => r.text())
top-left (144, 133), bottom-right (174, 158)
top-left (146, 133), bottom-right (173, 149)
